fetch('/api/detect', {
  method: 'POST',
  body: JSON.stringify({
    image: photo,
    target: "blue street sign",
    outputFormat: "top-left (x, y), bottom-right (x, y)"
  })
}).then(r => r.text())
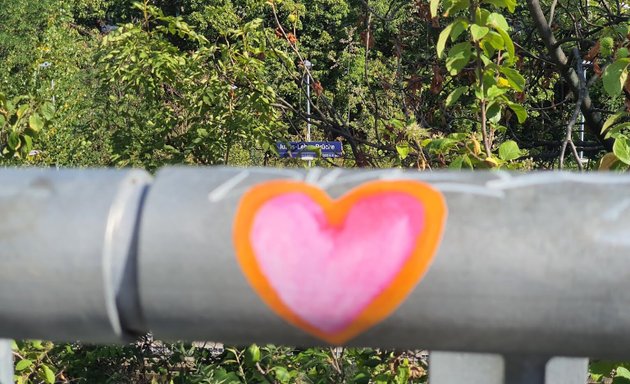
top-left (276, 141), bottom-right (343, 159)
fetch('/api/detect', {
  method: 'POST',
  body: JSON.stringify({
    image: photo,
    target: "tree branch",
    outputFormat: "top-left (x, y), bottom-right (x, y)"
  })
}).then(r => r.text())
top-left (526, 0), bottom-right (612, 151)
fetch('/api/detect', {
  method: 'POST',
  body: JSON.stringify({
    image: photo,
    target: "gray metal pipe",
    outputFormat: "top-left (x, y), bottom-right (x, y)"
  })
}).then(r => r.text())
top-left (1, 167), bottom-right (630, 359)
top-left (139, 167), bottom-right (630, 357)
top-left (0, 168), bottom-right (151, 342)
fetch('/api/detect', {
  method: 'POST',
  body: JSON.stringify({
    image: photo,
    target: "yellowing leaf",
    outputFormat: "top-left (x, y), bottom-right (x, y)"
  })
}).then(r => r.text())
top-left (497, 77), bottom-right (510, 87)
top-left (613, 137), bottom-right (630, 165)
top-left (484, 156), bottom-right (499, 167)
top-left (599, 152), bottom-right (621, 170)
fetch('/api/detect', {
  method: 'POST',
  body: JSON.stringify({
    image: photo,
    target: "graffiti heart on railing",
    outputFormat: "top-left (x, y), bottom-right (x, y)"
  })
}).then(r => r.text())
top-left (233, 180), bottom-right (447, 344)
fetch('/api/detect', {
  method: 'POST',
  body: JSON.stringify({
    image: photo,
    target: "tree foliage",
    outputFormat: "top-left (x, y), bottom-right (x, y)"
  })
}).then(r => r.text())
top-left (2, 0), bottom-right (629, 170)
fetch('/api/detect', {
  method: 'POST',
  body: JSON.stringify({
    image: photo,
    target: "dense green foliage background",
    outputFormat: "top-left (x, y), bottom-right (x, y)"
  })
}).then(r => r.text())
top-left (2, 0), bottom-right (630, 382)
top-left (2, 0), bottom-right (628, 172)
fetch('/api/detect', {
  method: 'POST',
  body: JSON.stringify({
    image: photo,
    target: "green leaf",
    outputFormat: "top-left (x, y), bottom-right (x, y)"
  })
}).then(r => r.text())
top-left (16, 104), bottom-right (28, 119)
top-left (613, 137), bottom-right (630, 165)
top-left (437, 23), bottom-right (454, 59)
top-left (486, 101), bottom-right (502, 123)
top-left (445, 42), bottom-right (472, 75)
top-left (589, 361), bottom-right (617, 381)
top-left (617, 367), bottom-right (630, 379)
top-left (40, 102), bottom-right (55, 120)
top-left (507, 102), bottom-right (527, 123)
top-left (430, 0), bottom-right (440, 18)
top-left (483, 31), bottom-right (504, 50)
top-left (41, 364), bottom-right (55, 384)
top-left (494, 26), bottom-right (515, 63)
top-left (602, 59), bottom-right (630, 96)
top-left (500, 67), bottom-right (526, 91)
top-left (353, 371), bottom-right (371, 384)
top-left (29, 113), bottom-right (44, 133)
top-left (499, 140), bottom-right (521, 160)
top-left (606, 122), bottom-right (630, 139)
top-left (451, 19), bottom-right (468, 40)
top-left (470, 25), bottom-right (490, 41)
top-left (487, 12), bottom-right (510, 31)
top-left (212, 368), bottom-right (240, 382)
top-left (396, 144), bottom-right (410, 160)
top-left (600, 36), bottom-right (615, 57)
top-left (22, 135), bottom-right (33, 152)
top-left (245, 344), bottom-right (261, 365)
top-left (482, 0), bottom-right (516, 12)
top-left (425, 138), bottom-right (457, 153)
top-left (449, 155), bottom-right (466, 169)
top-left (15, 359), bottom-right (33, 371)
top-left (446, 86), bottom-right (468, 106)
top-left (30, 340), bottom-right (44, 350)
top-left (487, 85), bottom-right (507, 99)
top-left (602, 112), bottom-right (626, 133)
top-left (8, 131), bottom-right (20, 150)
top-left (444, 0), bottom-right (469, 16)
top-left (274, 367), bottom-right (291, 383)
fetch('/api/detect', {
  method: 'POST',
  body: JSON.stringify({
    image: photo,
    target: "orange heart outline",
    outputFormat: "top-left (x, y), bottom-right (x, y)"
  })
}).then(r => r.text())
top-left (233, 179), bottom-right (447, 345)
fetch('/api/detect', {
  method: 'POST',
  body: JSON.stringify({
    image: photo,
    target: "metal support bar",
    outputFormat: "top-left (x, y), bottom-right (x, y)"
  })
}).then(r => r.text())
top-left (546, 357), bottom-right (589, 384)
top-left (0, 340), bottom-right (12, 384)
top-left (0, 167), bottom-right (629, 362)
top-left (430, 353), bottom-right (588, 384)
top-left (430, 352), bottom-right (504, 384)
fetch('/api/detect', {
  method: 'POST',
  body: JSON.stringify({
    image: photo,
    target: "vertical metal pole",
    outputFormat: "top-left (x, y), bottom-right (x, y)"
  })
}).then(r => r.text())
top-left (304, 60), bottom-right (312, 166)
top-left (579, 65), bottom-right (586, 161)
top-left (579, 0), bottom-right (589, 162)
top-left (504, 356), bottom-right (548, 384)
top-left (0, 340), bottom-right (13, 384)
top-left (306, 68), bottom-right (311, 142)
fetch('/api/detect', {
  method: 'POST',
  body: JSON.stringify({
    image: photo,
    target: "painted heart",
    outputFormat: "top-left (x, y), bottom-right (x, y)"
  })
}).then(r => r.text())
top-left (233, 180), bottom-right (446, 344)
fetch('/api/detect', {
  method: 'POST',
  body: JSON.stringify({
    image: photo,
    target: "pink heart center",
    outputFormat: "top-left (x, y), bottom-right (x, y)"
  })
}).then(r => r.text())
top-left (250, 192), bottom-right (425, 334)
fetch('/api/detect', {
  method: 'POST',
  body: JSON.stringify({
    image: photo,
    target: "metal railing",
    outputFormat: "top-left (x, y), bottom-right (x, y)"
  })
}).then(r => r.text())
top-left (3, 167), bottom-right (629, 383)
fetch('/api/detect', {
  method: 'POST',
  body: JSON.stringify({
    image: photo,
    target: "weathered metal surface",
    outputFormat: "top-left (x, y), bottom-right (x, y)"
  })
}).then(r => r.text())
top-left (0, 168), bottom-right (151, 342)
top-left (139, 167), bottom-right (630, 358)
